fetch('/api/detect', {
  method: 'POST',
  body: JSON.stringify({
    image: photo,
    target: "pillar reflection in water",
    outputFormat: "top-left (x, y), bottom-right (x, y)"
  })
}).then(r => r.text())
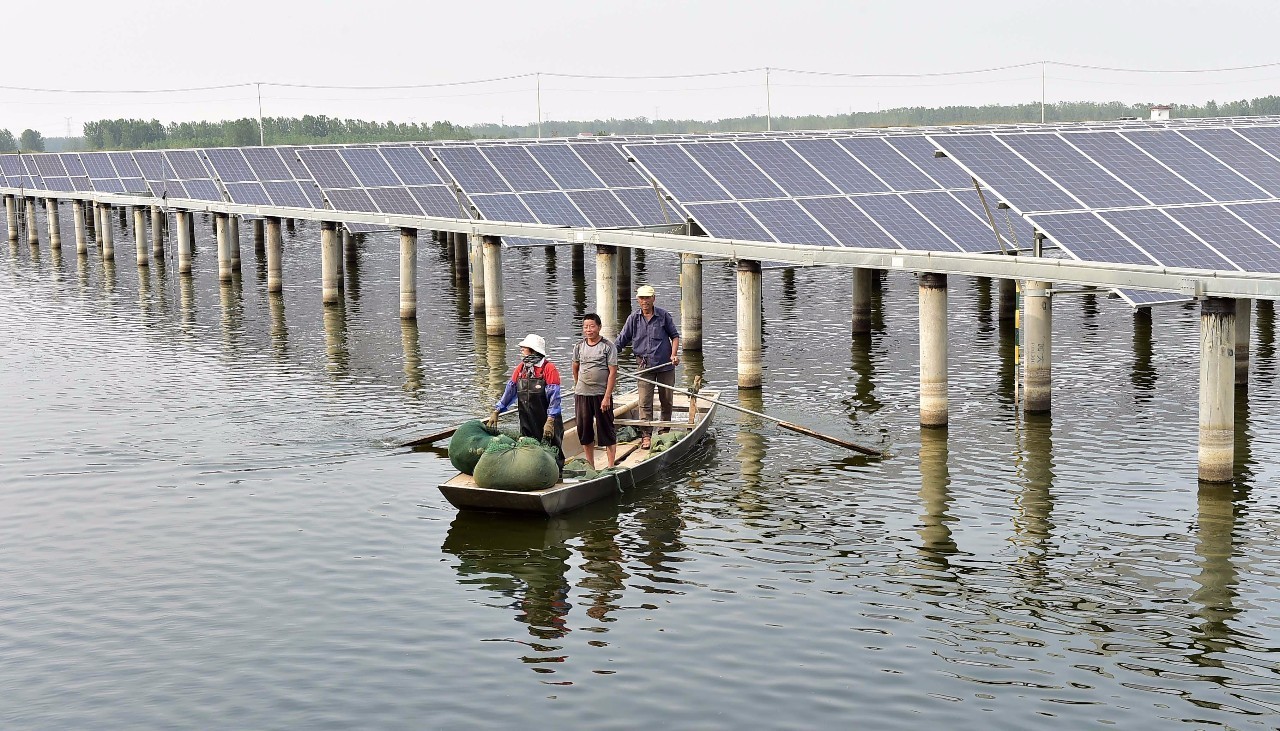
top-left (323, 303), bottom-right (349, 378)
top-left (101, 259), bottom-right (117, 300)
top-left (734, 389), bottom-right (766, 509)
top-left (847, 332), bottom-right (883, 415)
top-left (1254, 299), bottom-right (1275, 388)
top-left (680, 349), bottom-right (706, 391)
top-left (1131, 308), bottom-right (1157, 404)
top-left (137, 265), bottom-right (152, 317)
top-left (917, 428), bottom-right (957, 568)
top-left (219, 279), bottom-right (243, 351)
top-left (1233, 388), bottom-right (1253, 485)
top-left (1014, 413), bottom-right (1055, 577)
top-left (974, 276), bottom-right (993, 334)
top-left (1190, 483), bottom-right (1243, 667)
top-left (401, 318), bottom-right (423, 395)
top-left (996, 309), bottom-right (1016, 404)
top-left (268, 292), bottom-right (288, 360)
top-left (344, 233), bottom-right (361, 305)
top-left (572, 262), bottom-right (587, 322)
top-left (179, 273), bottom-right (196, 332)
top-left (486, 334), bottom-right (510, 403)
top-left (1080, 290), bottom-right (1100, 330)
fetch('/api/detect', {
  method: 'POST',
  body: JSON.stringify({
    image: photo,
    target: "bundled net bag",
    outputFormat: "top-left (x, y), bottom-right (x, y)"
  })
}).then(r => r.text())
top-left (473, 436), bottom-right (560, 491)
top-left (562, 458), bottom-right (599, 480)
top-left (616, 425), bottom-right (641, 443)
top-left (448, 420), bottom-right (502, 474)
top-left (649, 431), bottom-right (688, 455)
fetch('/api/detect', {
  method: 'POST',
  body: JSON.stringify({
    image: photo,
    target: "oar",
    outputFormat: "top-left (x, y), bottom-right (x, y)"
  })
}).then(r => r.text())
top-left (616, 370), bottom-right (887, 458)
top-left (400, 364), bottom-right (668, 448)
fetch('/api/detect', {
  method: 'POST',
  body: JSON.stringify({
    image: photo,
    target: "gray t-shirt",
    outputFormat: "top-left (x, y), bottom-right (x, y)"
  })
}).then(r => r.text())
top-left (572, 338), bottom-right (618, 396)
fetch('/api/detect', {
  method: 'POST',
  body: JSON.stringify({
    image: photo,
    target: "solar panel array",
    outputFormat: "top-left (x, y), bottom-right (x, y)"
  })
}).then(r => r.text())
top-left (625, 136), bottom-right (1033, 253)
top-left (930, 125), bottom-right (1280, 276)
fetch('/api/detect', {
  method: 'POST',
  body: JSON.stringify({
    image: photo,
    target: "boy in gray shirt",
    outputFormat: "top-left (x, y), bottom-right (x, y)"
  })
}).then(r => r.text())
top-left (571, 313), bottom-right (619, 469)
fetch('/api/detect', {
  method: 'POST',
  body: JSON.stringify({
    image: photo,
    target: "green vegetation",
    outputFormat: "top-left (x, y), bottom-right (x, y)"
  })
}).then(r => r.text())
top-left (48, 94), bottom-right (1280, 151)
top-left (19, 129), bottom-right (45, 152)
top-left (0, 129), bottom-right (15, 152)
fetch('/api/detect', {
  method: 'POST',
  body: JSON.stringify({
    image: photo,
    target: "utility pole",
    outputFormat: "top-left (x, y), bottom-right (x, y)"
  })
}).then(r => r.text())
top-left (765, 67), bottom-right (772, 132)
top-left (536, 73), bottom-right (543, 139)
top-left (1041, 61), bottom-right (1046, 124)
top-left (257, 82), bottom-right (266, 145)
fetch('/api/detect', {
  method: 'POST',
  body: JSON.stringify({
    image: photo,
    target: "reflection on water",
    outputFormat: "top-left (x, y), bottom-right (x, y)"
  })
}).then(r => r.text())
top-left (401, 318), bottom-right (422, 395)
top-left (1256, 299), bottom-right (1275, 388)
top-left (1190, 483), bottom-right (1243, 671)
top-left (268, 291), bottom-right (287, 360)
top-left (917, 428), bottom-right (957, 567)
top-left (1014, 413), bottom-right (1054, 573)
top-left (1132, 308), bottom-right (1157, 403)
top-left (323, 302), bottom-right (349, 377)
top-left (847, 334), bottom-right (882, 414)
top-left (734, 388), bottom-right (766, 508)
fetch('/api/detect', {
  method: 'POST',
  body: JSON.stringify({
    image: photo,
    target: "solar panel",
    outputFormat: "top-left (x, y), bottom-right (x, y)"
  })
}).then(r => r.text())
top-left (927, 134), bottom-right (1082, 213)
top-left (837, 138), bottom-right (939, 191)
top-left (366, 186), bottom-right (424, 216)
top-left (526, 145), bottom-right (604, 189)
top-left (740, 199), bottom-right (837, 245)
top-left (567, 189), bottom-right (640, 227)
top-left (737, 140), bottom-right (840, 197)
top-left (884, 136), bottom-right (973, 189)
top-left (999, 133), bottom-right (1149, 209)
top-left (1115, 289), bottom-right (1192, 307)
top-left (241, 147), bottom-right (294, 182)
top-left (480, 146), bottom-right (558, 192)
top-left (684, 202), bottom-right (774, 241)
top-left (1100, 208), bottom-right (1236, 270)
top-left (520, 191), bottom-right (590, 227)
top-left (263, 181), bottom-right (313, 209)
top-left (613, 186), bottom-right (684, 226)
top-left (682, 143), bottom-right (785, 200)
top-left (852, 195), bottom-right (959, 252)
top-left (1123, 130), bottom-right (1267, 203)
top-left (432, 146), bottom-right (510, 193)
top-left (1165, 204), bottom-right (1280, 272)
top-left (1029, 211), bottom-right (1157, 265)
top-left (784, 139), bottom-right (889, 194)
top-left (379, 146), bottom-right (443, 186)
top-left (1179, 128), bottom-right (1280, 197)
top-left (224, 181), bottom-right (273, 206)
top-left (571, 143), bottom-right (649, 187)
top-left (296, 148), bottom-right (361, 189)
top-left (905, 191), bottom-right (1006, 253)
top-left (469, 193), bottom-right (537, 223)
top-left (202, 148), bottom-right (256, 184)
top-left (339, 148), bottom-right (402, 188)
top-left (1060, 131), bottom-right (1210, 206)
top-left (625, 144), bottom-right (730, 203)
top-left (410, 186), bottom-right (465, 219)
top-left (798, 197), bottom-right (899, 249)
top-left (325, 188), bottom-right (379, 213)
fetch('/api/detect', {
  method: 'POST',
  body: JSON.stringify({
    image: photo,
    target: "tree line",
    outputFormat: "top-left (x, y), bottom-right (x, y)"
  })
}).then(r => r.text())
top-left (5, 94), bottom-right (1280, 152)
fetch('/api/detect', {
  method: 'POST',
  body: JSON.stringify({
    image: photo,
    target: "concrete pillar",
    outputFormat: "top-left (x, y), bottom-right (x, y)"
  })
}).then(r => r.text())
top-left (133, 207), bottom-right (149, 267)
top-left (737, 259), bottom-right (763, 389)
top-left (681, 253), bottom-right (703, 351)
top-left (1236, 299), bottom-right (1251, 388)
top-left (229, 216), bottom-right (241, 272)
top-left (919, 272), bottom-right (948, 427)
top-left (73, 200), bottom-right (86, 254)
top-left (453, 231), bottom-right (470, 286)
top-left (100, 204), bottom-right (115, 262)
top-left (46, 199), bottom-right (61, 249)
top-left (618, 246), bottom-right (632, 300)
top-left (253, 218), bottom-right (265, 257)
top-left (4, 196), bottom-right (16, 244)
top-left (343, 228), bottom-right (357, 262)
top-left (1199, 297), bottom-right (1236, 483)
top-left (1023, 280), bottom-right (1052, 413)
top-left (216, 213), bottom-right (233, 282)
top-left (25, 198), bottom-right (38, 246)
top-left (176, 210), bottom-right (193, 274)
top-left (596, 245), bottom-right (619, 339)
top-left (998, 278), bottom-right (1017, 321)
top-left (482, 236), bottom-right (505, 336)
top-left (266, 217), bottom-right (283, 293)
top-left (151, 205), bottom-right (164, 260)
top-left (321, 221), bottom-right (342, 304)
top-left (187, 211), bottom-right (196, 251)
top-left (851, 267), bottom-right (873, 335)
top-left (399, 227), bottom-right (417, 319)
top-left (469, 234), bottom-right (485, 315)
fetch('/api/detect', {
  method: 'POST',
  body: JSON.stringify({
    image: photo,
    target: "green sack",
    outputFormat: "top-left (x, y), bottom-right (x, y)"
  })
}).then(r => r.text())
top-left (563, 457), bottom-right (599, 480)
top-left (473, 435), bottom-right (560, 491)
top-left (448, 420), bottom-right (501, 475)
top-left (616, 425), bottom-right (641, 443)
top-left (649, 430), bottom-right (687, 455)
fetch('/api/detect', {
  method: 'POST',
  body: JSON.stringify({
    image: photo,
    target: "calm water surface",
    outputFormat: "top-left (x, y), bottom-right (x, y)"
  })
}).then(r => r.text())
top-left (2, 210), bottom-right (1279, 729)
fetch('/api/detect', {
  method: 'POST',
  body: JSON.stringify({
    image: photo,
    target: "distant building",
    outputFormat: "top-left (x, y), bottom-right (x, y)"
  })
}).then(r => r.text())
top-left (1150, 104), bottom-right (1172, 121)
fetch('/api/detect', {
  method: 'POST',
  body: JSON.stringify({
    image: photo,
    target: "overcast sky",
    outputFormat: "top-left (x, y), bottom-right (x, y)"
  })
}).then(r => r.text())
top-left (4, 0), bottom-right (1280, 137)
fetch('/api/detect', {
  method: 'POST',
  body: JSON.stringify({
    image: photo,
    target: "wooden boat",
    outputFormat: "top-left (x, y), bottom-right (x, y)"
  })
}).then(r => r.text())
top-left (438, 387), bottom-right (719, 516)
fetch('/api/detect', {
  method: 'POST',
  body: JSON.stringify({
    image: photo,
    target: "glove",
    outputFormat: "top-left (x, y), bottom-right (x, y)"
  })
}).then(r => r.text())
top-left (484, 409), bottom-right (500, 430)
top-left (542, 417), bottom-right (555, 441)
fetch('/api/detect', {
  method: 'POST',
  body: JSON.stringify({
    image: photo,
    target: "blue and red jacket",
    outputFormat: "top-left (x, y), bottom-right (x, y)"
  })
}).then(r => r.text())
top-left (494, 359), bottom-right (563, 416)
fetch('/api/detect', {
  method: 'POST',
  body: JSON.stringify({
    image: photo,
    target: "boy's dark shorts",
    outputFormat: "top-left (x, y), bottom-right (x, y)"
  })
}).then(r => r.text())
top-left (574, 394), bottom-right (616, 447)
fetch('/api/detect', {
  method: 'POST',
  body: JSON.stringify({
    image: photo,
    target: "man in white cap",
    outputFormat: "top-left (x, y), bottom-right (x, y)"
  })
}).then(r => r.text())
top-left (488, 333), bottom-right (565, 476)
top-left (615, 284), bottom-right (680, 449)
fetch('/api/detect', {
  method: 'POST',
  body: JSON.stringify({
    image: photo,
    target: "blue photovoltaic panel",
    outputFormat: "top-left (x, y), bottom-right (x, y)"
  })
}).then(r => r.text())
top-left (469, 192), bottom-right (537, 223)
top-left (1100, 208), bottom-right (1236, 270)
top-left (326, 188), bottom-right (379, 213)
top-left (1000, 133), bottom-right (1148, 209)
top-left (339, 148), bottom-right (402, 188)
top-left (198, 148), bottom-right (252, 184)
top-left (1165, 205), bottom-right (1280, 272)
top-left (481, 146), bottom-right (557, 192)
top-left (838, 137), bottom-right (939, 192)
top-left (737, 140), bottom-right (840, 197)
top-left (1224, 201), bottom-right (1280, 263)
top-left (1122, 130), bottom-right (1267, 202)
top-left (799, 197), bottom-right (900, 249)
top-left (1179, 128), bottom-right (1280, 197)
top-left (851, 195), bottom-right (957, 251)
top-left (682, 143), bottom-right (786, 200)
top-left (1062, 131), bottom-right (1210, 206)
top-left (786, 138), bottom-right (889, 194)
top-left (79, 152), bottom-right (116, 180)
top-left (278, 147), bottom-right (314, 181)
top-left (741, 199), bottom-right (837, 245)
top-left (70, 176), bottom-right (92, 192)
top-left (929, 134), bottom-right (1082, 213)
top-left (685, 202), bottom-right (774, 242)
top-left (297, 149), bottom-right (361, 189)
top-left (951, 188), bottom-right (1037, 249)
top-left (224, 181), bottom-right (273, 206)
top-left (367, 186), bottom-right (424, 216)
top-left (409, 186), bottom-right (464, 218)
top-left (1030, 212), bottom-right (1156, 265)
top-left (132, 150), bottom-right (174, 183)
top-left (241, 147), bottom-right (294, 181)
top-left (379, 146), bottom-right (442, 186)
top-left (520, 191), bottom-right (590, 227)
top-left (572, 143), bottom-right (648, 187)
top-left (106, 152), bottom-right (144, 180)
top-left (31, 154), bottom-right (67, 178)
top-left (1235, 126), bottom-right (1280, 160)
top-left (58, 154), bottom-right (87, 177)
top-left (905, 191), bottom-right (1004, 253)
top-left (613, 187), bottom-right (683, 226)
top-left (42, 177), bottom-right (71, 192)
top-left (160, 180), bottom-right (188, 198)
top-left (884, 136), bottom-right (973, 189)
top-left (567, 189), bottom-right (639, 227)
top-left (165, 150), bottom-right (214, 181)
top-left (432, 146), bottom-right (510, 194)
top-left (1117, 289), bottom-right (1192, 307)
top-left (626, 144), bottom-right (730, 203)
top-left (526, 145), bottom-right (604, 190)
top-left (183, 179), bottom-right (224, 202)
top-left (94, 178), bottom-right (127, 194)
top-left (264, 181), bottom-right (312, 209)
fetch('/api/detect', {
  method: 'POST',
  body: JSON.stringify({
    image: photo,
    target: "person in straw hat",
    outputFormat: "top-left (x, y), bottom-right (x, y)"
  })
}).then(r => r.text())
top-left (488, 333), bottom-right (565, 476)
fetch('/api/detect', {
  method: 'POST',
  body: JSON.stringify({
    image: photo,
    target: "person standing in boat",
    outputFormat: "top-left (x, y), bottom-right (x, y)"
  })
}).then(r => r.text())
top-left (572, 313), bottom-right (619, 470)
top-left (614, 284), bottom-right (680, 450)
top-left (487, 334), bottom-right (565, 476)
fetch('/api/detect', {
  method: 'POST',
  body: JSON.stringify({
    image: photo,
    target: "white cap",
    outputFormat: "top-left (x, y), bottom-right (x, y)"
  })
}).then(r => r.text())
top-left (636, 284), bottom-right (656, 297)
top-left (518, 333), bottom-right (547, 355)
